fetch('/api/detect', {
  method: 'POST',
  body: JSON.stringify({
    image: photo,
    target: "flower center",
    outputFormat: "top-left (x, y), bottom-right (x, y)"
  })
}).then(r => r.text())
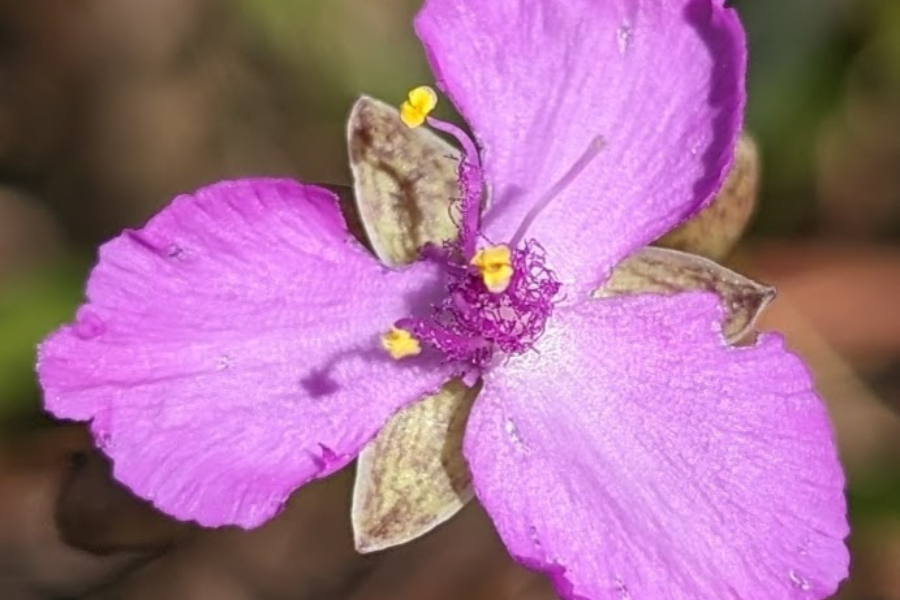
top-left (380, 86), bottom-right (570, 373)
top-left (394, 240), bottom-right (561, 371)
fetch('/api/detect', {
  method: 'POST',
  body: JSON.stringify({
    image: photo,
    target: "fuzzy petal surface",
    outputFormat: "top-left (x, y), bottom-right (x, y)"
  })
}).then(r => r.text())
top-left (38, 179), bottom-right (452, 528)
top-left (416, 0), bottom-right (746, 294)
top-left (465, 293), bottom-right (848, 599)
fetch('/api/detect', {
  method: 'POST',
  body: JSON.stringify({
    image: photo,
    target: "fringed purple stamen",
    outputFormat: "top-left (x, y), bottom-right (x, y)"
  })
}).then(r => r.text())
top-left (453, 157), bottom-right (484, 258)
top-left (400, 241), bottom-right (561, 370)
top-left (426, 116), bottom-right (484, 259)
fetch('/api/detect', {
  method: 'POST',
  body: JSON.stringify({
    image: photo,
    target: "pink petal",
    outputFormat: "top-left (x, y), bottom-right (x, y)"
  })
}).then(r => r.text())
top-left (465, 293), bottom-right (848, 599)
top-left (38, 179), bottom-right (452, 528)
top-left (415, 0), bottom-right (745, 294)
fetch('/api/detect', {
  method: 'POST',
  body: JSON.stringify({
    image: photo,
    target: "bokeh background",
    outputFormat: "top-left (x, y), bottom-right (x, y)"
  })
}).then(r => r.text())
top-left (1, 0), bottom-right (898, 598)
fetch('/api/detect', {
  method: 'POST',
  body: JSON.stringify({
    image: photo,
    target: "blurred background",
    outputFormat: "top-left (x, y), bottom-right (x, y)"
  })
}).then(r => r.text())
top-left (1, 0), bottom-right (898, 598)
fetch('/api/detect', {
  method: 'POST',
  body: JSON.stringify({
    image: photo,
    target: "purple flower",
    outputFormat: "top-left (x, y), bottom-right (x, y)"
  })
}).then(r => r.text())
top-left (38, 0), bottom-right (849, 598)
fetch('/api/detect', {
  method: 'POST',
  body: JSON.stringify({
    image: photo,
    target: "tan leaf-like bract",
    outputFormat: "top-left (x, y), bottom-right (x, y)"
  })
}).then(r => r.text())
top-left (657, 133), bottom-right (760, 260)
top-left (347, 96), bottom-right (480, 553)
top-left (595, 246), bottom-right (775, 343)
top-left (347, 96), bottom-right (461, 266)
top-left (352, 381), bottom-right (479, 553)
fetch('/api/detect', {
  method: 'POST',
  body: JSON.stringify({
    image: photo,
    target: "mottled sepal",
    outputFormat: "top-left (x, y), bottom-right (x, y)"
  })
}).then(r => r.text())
top-left (657, 133), bottom-right (760, 260)
top-left (347, 98), bottom-right (479, 553)
top-left (351, 380), bottom-right (479, 553)
top-left (595, 247), bottom-right (774, 343)
top-left (347, 96), bottom-right (461, 266)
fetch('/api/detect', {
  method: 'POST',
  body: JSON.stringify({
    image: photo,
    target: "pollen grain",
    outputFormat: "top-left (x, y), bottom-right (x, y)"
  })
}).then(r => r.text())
top-left (381, 327), bottom-right (422, 359)
top-left (400, 86), bottom-right (438, 128)
top-left (471, 245), bottom-right (514, 294)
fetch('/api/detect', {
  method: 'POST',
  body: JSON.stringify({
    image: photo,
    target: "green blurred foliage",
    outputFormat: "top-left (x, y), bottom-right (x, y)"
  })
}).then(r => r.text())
top-left (237, 0), bottom-right (429, 98)
top-left (0, 263), bottom-right (84, 424)
top-left (738, 0), bottom-right (880, 232)
top-left (849, 466), bottom-right (900, 524)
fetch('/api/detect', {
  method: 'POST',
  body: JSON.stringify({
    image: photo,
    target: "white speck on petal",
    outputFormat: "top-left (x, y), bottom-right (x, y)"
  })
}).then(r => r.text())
top-left (617, 23), bottom-right (633, 55)
top-left (789, 569), bottom-right (811, 592)
top-left (614, 576), bottom-right (632, 599)
top-left (504, 418), bottom-right (528, 452)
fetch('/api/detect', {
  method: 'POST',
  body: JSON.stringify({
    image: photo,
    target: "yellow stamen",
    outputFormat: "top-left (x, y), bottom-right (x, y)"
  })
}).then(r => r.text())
top-left (471, 245), bottom-right (514, 294)
top-left (381, 327), bottom-right (421, 359)
top-left (399, 86), bottom-right (438, 128)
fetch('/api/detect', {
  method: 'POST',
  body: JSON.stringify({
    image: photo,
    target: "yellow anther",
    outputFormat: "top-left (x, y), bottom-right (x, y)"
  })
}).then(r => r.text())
top-left (399, 86), bottom-right (438, 128)
top-left (381, 327), bottom-right (421, 360)
top-left (471, 245), bottom-right (514, 294)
